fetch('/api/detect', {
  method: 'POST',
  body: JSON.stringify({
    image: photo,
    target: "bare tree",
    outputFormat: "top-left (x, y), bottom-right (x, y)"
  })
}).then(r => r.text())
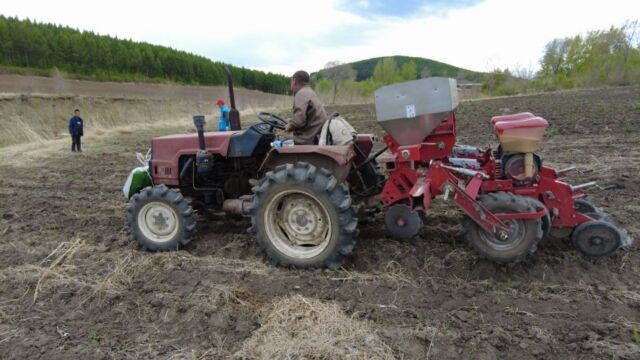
top-left (512, 65), bottom-right (535, 80)
top-left (540, 38), bottom-right (573, 75)
top-left (322, 61), bottom-right (356, 104)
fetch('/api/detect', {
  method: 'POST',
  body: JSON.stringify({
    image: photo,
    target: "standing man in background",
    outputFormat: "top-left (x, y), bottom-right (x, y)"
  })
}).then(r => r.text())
top-left (285, 70), bottom-right (328, 144)
top-left (216, 98), bottom-right (230, 131)
top-left (68, 108), bottom-right (84, 152)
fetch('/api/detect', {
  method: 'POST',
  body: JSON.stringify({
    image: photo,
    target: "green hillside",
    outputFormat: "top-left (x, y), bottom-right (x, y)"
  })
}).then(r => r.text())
top-left (318, 55), bottom-right (485, 83)
top-left (0, 16), bottom-right (290, 94)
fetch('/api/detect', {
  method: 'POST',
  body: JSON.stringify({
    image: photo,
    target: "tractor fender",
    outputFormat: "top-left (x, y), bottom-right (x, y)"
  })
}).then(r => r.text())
top-left (259, 145), bottom-right (354, 182)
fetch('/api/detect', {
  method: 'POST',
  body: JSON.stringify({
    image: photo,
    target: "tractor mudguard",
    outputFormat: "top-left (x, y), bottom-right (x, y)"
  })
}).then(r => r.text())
top-left (259, 145), bottom-right (355, 182)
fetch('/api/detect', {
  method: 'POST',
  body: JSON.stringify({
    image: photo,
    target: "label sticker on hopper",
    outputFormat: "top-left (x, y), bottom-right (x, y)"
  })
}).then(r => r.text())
top-left (406, 104), bottom-right (416, 118)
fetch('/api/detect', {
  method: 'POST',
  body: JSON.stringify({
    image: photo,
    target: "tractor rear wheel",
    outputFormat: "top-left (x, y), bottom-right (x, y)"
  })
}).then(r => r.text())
top-left (127, 185), bottom-right (196, 251)
top-left (249, 163), bottom-right (357, 269)
top-left (464, 192), bottom-right (543, 263)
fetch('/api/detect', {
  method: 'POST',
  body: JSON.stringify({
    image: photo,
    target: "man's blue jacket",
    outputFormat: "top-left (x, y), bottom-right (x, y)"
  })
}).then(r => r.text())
top-left (68, 116), bottom-right (84, 136)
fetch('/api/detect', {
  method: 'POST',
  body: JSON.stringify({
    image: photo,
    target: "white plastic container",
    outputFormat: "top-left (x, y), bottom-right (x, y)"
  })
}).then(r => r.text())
top-left (494, 117), bottom-right (549, 153)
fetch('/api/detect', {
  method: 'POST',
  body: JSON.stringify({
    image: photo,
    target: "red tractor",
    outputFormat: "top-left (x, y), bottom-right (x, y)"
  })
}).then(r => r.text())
top-left (125, 73), bottom-right (629, 268)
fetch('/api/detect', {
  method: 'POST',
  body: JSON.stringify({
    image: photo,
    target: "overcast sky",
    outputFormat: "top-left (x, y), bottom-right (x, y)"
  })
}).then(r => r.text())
top-left (2, 0), bottom-right (638, 75)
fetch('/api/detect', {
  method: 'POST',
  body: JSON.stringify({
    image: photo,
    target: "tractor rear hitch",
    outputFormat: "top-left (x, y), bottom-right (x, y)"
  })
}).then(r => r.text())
top-left (353, 139), bottom-right (388, 172)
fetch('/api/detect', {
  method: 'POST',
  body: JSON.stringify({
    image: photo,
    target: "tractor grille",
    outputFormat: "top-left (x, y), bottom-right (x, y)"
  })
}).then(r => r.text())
top-left (494, 160), bottom-right (503, 178)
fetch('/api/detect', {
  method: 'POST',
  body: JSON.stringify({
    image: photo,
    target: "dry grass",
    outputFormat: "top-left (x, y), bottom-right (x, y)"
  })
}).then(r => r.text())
top-left (0, 91), bottom-right (289, 148)
top-left (331, 261), bottom-right (419, 288)
top-left (32, 237), bottom-right (85, 304)
top-left (0, 96), bottom-right (283, 167)
top-left (234, 295), bottom-right (394, 360)
top-left (0, 245), bottom-right (274, 311)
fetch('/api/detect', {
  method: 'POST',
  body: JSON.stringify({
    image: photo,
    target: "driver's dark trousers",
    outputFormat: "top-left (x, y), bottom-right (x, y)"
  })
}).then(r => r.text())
top-left (72, 135), bottom-right (82, 152)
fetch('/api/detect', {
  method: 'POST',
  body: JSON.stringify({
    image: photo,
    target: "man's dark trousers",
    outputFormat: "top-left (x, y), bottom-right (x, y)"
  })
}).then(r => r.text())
top-left (72, 135), bottom-right (82, 152)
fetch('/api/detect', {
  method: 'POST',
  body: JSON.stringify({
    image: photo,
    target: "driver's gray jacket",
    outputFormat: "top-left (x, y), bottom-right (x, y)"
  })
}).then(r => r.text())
top-left (290, 85), bottom-right (328, 145)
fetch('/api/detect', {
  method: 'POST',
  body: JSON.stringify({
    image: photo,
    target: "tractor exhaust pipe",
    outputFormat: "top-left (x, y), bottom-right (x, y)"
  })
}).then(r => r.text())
top-left (224, 67), bottom-right (241, 130)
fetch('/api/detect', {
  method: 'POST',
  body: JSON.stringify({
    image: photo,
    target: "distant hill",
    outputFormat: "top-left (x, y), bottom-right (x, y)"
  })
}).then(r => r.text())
top-left (316, 55), bottom-right (485, 83)
top-left (0, 16), bottom-right (290, 94)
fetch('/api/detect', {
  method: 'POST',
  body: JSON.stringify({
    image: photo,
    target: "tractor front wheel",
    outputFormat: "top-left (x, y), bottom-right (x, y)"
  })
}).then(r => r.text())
top-left (126, 185), bottom-right (196, 251)
top-left (464, 192), bottom-right (543, 263)
top-left (249, 163), bottom-right (357, 269)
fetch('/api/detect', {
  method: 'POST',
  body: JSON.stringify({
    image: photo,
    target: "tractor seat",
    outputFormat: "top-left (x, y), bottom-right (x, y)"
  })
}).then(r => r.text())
top-left (490, 112), bottom-right (534, 126)
top-left (494, 116), bottom-right (549, 153)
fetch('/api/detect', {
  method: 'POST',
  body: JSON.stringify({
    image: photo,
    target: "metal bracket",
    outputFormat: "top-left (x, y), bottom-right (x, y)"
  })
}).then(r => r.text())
top-left (571, 181), bottom-right (621, 191)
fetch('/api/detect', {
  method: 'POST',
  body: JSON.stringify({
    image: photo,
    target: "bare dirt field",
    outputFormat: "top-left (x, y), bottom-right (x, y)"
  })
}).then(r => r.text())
top-left (0, 86), bottom-right (639, 359)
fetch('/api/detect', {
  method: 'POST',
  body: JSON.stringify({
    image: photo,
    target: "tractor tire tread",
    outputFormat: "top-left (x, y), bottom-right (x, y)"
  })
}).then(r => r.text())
top-left (465, 191), bottom-right (543, 263)
top-left (249, 162), bottom-right (357, 269)
top-left (126, 185), bottom-right (196, 251)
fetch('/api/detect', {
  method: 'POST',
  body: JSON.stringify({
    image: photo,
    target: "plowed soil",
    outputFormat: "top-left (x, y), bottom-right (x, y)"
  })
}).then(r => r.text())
top-left (1, 86), bottom-right (639, 359)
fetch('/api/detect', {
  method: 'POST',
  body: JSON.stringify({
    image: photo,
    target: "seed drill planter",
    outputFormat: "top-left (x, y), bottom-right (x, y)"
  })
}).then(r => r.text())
top-left (125, 73), bottom-right (629, 268)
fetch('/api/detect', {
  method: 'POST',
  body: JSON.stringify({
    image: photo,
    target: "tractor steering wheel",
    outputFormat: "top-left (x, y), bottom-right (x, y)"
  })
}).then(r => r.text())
top-left (257, 112), bottom-right (288, 130)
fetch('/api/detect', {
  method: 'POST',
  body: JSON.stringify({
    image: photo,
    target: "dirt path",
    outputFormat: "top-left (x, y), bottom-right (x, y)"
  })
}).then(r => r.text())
top-left (0, 87), bottom-right (639, 359)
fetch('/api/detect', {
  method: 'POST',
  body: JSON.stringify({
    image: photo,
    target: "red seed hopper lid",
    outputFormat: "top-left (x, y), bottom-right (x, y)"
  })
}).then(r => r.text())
top-left (490, 112), bottom-right (534, 125)
top-left (494, 116), bottom-right (549, 134)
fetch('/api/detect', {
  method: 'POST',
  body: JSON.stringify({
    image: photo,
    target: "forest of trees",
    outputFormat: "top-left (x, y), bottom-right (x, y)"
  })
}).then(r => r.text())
top-left (0, 16), bottom-right (291, 94)
top-left (482, 21), bottom-right (640, 96)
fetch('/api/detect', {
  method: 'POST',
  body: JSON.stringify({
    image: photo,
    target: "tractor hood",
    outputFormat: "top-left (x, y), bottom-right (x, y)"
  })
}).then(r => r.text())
top-left (152, 131), bottom-right (239, 161)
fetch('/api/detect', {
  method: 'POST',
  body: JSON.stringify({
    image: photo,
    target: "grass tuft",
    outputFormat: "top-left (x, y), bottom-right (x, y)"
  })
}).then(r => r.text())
top-left (89, 329), bottom-right (105, 343)
top-left (633, 327), bottom-right (640, 345)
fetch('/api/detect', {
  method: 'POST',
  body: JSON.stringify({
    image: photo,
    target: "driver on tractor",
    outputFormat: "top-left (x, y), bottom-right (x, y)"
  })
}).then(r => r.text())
top-left (285, 70), bottom-right (328, 145)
